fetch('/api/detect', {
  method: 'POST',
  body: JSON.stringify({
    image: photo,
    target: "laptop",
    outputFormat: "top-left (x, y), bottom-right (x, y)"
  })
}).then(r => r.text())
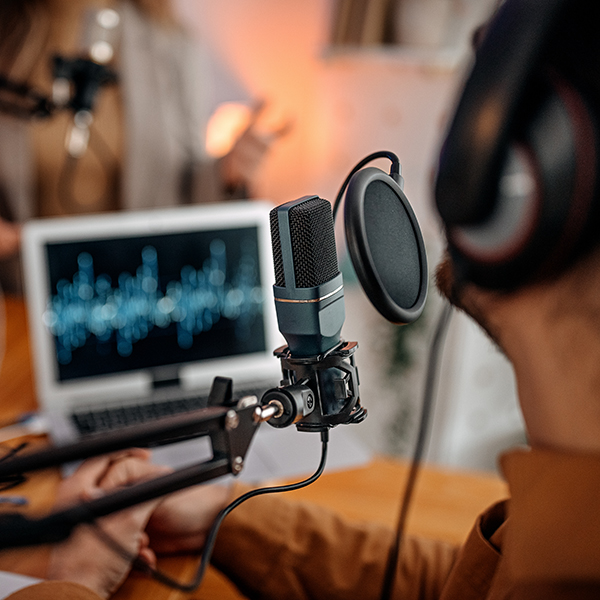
top-left (21, 202), bottom-right (283, 468)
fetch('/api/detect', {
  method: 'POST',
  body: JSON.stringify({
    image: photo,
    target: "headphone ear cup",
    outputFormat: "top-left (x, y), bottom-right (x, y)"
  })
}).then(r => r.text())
top-left (448, 75), bottom-right (599, 290)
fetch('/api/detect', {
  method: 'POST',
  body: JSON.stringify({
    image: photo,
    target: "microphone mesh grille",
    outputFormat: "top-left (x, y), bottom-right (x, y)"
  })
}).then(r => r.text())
top-left (290, 198), bottom-right (339, 287)
top-left (270, 208), bottom-right (285, 287)
top-left (271, 197), bottom-right (339, 288)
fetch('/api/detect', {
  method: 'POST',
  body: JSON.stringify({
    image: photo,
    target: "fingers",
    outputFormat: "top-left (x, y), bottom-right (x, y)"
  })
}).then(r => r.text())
top-left (244, 99), bottom-right (267, 131)
top-left (73, 449), bottom-right (151, 486)
top-left (241, 99), bottom-right (293, 144)
top-left (49, 451), bottom-right (169, 597)
top-left (137, 532), bottom-right (157, 569)
top-left (138, 546), bottom-right (157, 570)
top-left (97, 455), bottom-right (171, 493)
top-left (95, 457), bottom-right (172, 533)
top-left (55, 449), bottom-right (155, 507)
top-left (55, 448), bottom-right (159, 506)
top-left (221, 132), bottom-right (270, 189)
top-left (76, 455), bottom-right (171, 533)
top-left (220, 99), bottom-right (293, 191)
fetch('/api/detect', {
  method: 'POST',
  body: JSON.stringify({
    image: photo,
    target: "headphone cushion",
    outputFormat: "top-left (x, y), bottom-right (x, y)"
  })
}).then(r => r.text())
top-left (448, 74), bottom-right (598, 289)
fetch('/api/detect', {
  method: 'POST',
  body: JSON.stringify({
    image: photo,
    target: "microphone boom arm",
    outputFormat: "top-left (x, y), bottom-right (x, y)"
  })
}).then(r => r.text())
top-left (0, 378), bottom-right (267, 550)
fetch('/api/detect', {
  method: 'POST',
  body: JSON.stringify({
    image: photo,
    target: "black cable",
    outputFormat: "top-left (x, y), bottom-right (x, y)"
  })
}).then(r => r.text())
top-left (91, 429), bottom-right (330, 592)
top-left (379, 302), bottom-right (453, 600)
top-left (332, 150), bottom-right (400, 221)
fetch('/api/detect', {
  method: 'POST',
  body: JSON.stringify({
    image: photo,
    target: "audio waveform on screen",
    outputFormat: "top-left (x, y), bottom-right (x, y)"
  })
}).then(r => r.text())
top-left (43, 240), bottom-right (264, 364)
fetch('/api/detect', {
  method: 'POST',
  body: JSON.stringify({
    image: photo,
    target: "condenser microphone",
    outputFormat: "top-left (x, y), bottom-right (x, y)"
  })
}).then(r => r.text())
top-left (270, 196), bottom-right (345, 357)
top-left (264, 196), bottom-right (364, 432)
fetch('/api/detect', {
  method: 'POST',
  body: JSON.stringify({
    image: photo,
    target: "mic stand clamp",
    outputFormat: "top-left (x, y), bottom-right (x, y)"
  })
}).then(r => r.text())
top-left (261, 341), bottom-right (366, 432)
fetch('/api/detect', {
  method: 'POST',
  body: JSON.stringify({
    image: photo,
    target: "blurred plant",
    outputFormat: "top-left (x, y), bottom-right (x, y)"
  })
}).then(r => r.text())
top-left (386, 313), bottom-right (427, 379)
top-left (384, 297), bottom-right (431, 456)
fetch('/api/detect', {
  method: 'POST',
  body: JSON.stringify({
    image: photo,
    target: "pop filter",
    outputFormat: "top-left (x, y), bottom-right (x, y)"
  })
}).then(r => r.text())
top-left (342, 162), bottom-right (428, 324)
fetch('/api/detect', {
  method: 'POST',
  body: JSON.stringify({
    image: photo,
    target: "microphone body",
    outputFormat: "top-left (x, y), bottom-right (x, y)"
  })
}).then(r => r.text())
top-left (265, 196), bottom-right (365, 431)
top-left (270, 196), bottom-right (345, 357)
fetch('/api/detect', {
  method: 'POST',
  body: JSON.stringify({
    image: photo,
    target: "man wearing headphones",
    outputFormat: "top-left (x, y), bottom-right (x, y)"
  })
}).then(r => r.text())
top-left (7, 0), bottom-right (600, 598)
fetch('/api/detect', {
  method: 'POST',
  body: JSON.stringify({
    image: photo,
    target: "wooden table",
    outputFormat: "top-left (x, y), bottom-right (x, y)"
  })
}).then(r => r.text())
top-left (0, 295), bottom-right (509, 599)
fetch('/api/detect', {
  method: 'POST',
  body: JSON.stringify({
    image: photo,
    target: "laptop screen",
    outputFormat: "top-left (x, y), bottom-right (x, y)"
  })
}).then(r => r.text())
top-left (44, 225), bottom-right (267, 381)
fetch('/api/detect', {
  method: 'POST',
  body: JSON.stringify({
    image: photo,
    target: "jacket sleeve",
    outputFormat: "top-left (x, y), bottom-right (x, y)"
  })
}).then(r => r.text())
top-left (211, 490), bottom-right (458, 600)
top-left (500, 448), bottom-right (600, 599)
top-left (5, 581), bottom-right (103, 600)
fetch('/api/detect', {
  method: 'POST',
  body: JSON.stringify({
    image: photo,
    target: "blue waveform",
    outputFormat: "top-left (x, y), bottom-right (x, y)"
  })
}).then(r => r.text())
top-left (43, 240), bottom-right (264, 365)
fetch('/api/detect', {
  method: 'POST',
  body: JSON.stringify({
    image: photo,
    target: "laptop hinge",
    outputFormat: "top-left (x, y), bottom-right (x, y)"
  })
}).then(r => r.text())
top-left (152, 366), bottom-right (181, 390)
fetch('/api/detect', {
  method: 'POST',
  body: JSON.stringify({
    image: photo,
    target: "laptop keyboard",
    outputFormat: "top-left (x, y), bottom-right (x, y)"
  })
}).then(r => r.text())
top-left (71, 386), bottom-right (268, 436)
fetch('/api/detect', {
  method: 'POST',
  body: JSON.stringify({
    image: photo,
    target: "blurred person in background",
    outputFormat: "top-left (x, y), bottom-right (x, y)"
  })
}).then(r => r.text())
top-left (0, 0), bottom-right (288, 292)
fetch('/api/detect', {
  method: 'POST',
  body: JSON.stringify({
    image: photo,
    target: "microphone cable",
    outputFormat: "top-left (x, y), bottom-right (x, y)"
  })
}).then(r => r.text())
top-left (90, 429), bottom-right (329, 592)
top-left (379, 302), bottom-right (453, 600)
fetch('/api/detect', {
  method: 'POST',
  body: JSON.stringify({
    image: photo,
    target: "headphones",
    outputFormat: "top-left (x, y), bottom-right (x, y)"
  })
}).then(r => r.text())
top-left (435, 0), bottom-right (600, 290)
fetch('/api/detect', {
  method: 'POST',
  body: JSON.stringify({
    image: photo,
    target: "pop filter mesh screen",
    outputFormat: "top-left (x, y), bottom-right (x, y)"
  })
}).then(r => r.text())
top-left (364, 180), bottom-right (421, 308)
top-left (270, 197), bottom-right (339, 288)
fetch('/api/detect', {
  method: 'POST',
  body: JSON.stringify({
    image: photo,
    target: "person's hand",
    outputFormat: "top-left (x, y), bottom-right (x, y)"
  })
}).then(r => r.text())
top-left (146, 483), bottom-right (232, 554)
top-left (0, 217), bottom-right (20, 260)
top-left (47, 449), bottom-right (170, 599)
top-left (219, 100), bottom-right (292, 194)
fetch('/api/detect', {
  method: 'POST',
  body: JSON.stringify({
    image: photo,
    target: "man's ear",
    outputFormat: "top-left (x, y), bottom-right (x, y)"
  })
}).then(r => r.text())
top-left (471, 23), bottom-right (488, 50)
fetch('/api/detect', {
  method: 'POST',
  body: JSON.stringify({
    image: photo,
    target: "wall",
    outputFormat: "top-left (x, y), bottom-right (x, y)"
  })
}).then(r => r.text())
top-left (175, 0), bottom-right (334, 203)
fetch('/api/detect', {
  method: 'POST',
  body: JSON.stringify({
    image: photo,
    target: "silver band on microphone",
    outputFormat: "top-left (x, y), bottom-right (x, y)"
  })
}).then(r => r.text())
top-left (274, 285), bottom-right (343, 304)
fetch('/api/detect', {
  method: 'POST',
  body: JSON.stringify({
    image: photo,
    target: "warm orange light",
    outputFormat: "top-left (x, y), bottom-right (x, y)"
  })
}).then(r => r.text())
top-left (206, 102), bottom-right (252, 157)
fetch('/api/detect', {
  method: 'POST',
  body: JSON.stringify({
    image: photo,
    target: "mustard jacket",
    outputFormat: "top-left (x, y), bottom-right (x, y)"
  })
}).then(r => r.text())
top-left (8, 447), bottom-right (600, 599)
